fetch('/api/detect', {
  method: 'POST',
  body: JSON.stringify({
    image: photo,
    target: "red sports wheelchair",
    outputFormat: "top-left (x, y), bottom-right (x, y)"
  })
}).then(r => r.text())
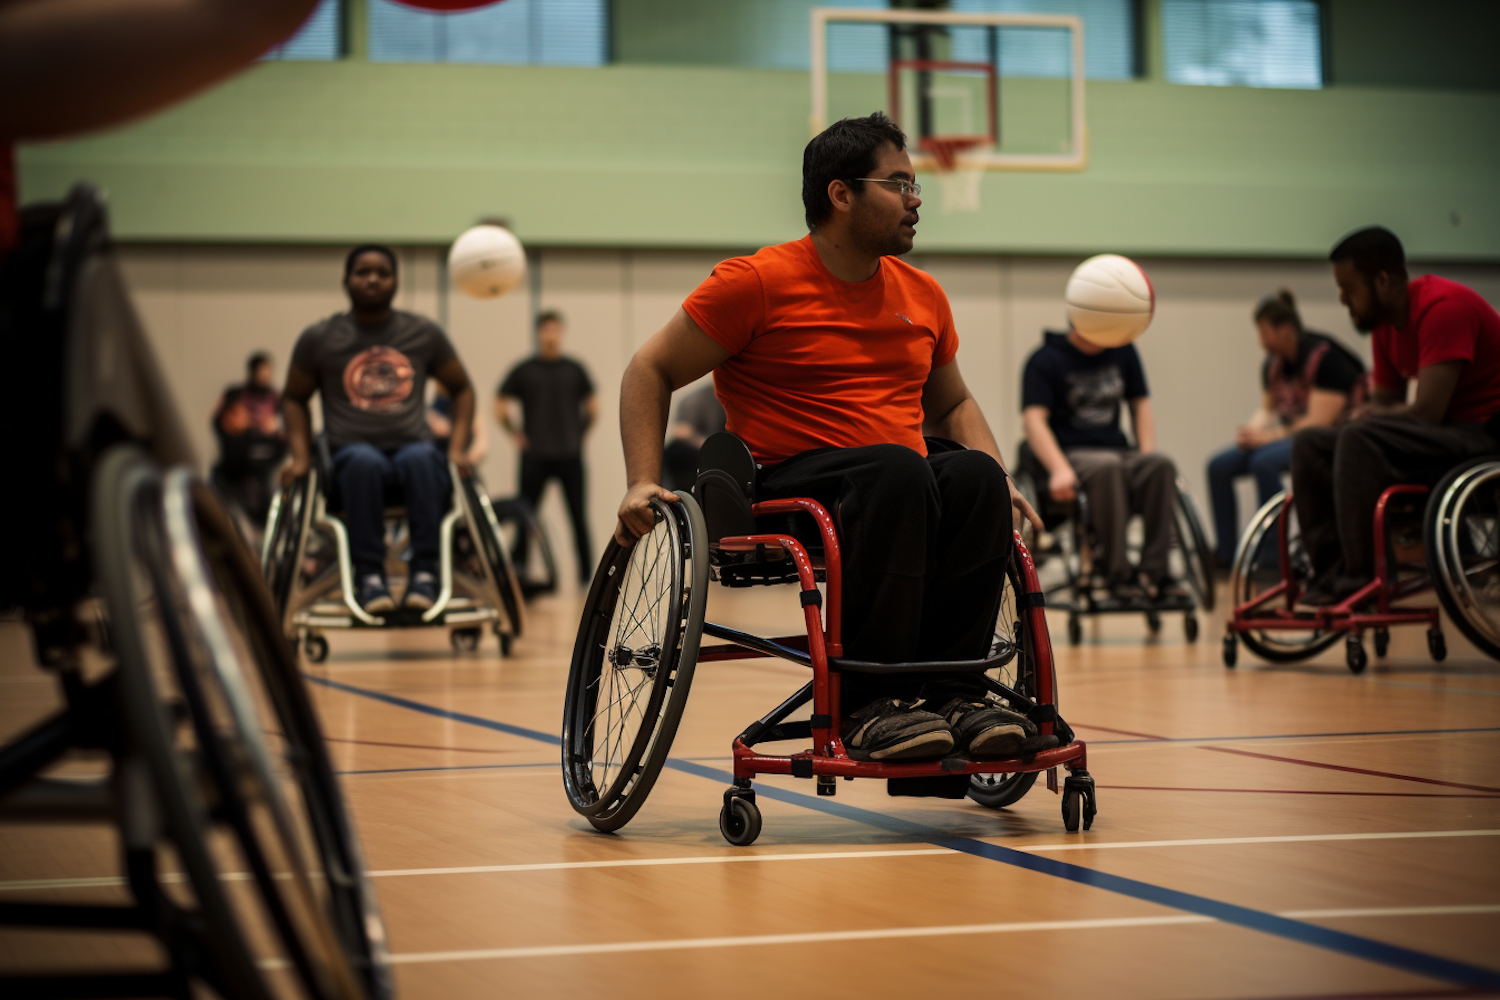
top-left (562, 434), bottom-right (1095, 845)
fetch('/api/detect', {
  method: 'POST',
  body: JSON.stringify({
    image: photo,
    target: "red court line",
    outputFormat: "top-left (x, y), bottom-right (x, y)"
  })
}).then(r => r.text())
top-left (1072, 722), bottom-right (1170, 740)
top-left (1104, 785), bottom-right (1500, 799)
top-left (1201, 746), bottom-right (1500, 794)
top-left (321, 736), bottom-right (515, 754)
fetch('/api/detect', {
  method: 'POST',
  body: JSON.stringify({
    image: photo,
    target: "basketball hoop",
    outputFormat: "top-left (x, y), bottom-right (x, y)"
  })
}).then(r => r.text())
top-left (920, 136), bottom-right (986, 214)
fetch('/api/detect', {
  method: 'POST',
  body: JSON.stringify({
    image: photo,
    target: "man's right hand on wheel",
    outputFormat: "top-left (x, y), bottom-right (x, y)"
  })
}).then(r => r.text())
top-left (615, 482), bottom-right (679, 546)
top-left (279, 455), bottom-right (311, 488)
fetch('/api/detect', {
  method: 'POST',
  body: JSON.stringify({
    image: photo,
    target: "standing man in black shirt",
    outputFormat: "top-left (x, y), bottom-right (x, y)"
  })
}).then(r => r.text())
top-left (282, 245), bottom-right (477, 614)
top-left (497, 310), bottom-right (598, 585)
top-left (1022, 326), bottom-right (1182, 603)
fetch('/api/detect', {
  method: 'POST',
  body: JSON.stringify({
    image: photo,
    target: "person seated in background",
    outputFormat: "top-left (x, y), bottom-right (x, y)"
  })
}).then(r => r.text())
top-left (661, 381), bottom-right (726, 492)
top-left (1206, 291), bottom-right (1365, 568)
top-left (281, 245), bottom-right (477, 614)
top-left (211, 350), bottom-right (286, 526)
top-left (1293, 226), bottom-right (1500, 605)
top-left (1021, 322), bottom-right (1184, 604)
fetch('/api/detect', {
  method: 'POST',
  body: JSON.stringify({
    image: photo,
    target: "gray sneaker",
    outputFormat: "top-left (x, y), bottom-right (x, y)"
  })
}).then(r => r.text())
top-left (403, 571), bottom-right (439, 611)
top-left (840, 698), bottom-right (954, 762)
top-left (939, 698), bottom-right (1034, 759)
top-left (358, 574), bottom-right (396, 614)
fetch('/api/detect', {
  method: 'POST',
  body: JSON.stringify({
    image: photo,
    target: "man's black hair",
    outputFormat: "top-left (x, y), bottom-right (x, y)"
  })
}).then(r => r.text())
top-left (801, 112), bottom-right (908, 231)
top-left (344, 243), bottom-right (397, 280)
top-left (1329, 226), bottom-right (1407, 283)
top-left (535, 309), bottom-right (564, 331)
top-left (246, 351), bottom-right (272, 377)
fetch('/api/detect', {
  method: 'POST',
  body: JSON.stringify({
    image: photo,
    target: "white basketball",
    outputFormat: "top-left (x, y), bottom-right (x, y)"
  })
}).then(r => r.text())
top-left (448, 224), bottom-right (526, 299)
top-left (1064, 254), bottom-right (1155, 348)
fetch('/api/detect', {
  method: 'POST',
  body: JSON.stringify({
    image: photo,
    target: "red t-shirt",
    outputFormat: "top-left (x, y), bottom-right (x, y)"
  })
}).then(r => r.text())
top-left (0, 143), bottom-right (16, 263)
top-left (682, 235), bottom-right (960, 465)
top-left (1371, 275), bottom-right (1500, 425)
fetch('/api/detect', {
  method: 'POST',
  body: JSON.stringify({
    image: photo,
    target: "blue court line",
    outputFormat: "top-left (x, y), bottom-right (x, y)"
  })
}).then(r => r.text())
top-left (1088, 726), bottom-right (1500, 746)
top-left (305, 673), bottom-right (1500, 990)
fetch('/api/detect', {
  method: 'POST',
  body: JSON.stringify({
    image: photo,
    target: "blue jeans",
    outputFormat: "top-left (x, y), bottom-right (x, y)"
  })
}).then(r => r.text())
top-left (1206, 436), bottom-right (1293, 566)
top-left (332, 441), bottom-right (451, 580)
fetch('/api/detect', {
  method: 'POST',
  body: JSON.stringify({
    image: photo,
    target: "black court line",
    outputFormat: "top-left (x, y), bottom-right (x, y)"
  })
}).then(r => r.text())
top-left (304, 674), bottom-right (1500, 990)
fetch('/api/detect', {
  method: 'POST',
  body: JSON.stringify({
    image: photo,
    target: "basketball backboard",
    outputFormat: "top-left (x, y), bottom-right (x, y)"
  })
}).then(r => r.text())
top-left (810, 7), bottom-right (1088, 173)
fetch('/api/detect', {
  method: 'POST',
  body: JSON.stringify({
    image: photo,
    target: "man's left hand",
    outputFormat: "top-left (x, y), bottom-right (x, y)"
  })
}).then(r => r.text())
top-left (1009, 478), bottom-right (1044, 537)
top-left (449, 450), bottom-right (474, 479)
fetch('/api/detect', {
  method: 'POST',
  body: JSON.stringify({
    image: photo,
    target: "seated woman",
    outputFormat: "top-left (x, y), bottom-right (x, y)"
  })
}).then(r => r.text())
top-left (1206, 290), bottom-right (1365, 568)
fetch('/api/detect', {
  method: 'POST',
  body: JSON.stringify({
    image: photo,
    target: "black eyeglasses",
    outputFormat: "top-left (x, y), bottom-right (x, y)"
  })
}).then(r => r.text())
top-left (850, 177), bottom-right (922, 199)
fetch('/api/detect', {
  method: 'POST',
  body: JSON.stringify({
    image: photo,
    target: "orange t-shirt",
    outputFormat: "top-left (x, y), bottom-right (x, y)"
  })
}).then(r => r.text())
top-left (682, 236), bottom-right (959, 465)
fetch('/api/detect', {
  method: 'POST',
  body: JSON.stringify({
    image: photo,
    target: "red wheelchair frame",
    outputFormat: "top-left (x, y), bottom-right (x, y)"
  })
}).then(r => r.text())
top-left (696, 494), bottom-right (1095, 842)
top-left (1224, 485), bottom-right (1446, 673)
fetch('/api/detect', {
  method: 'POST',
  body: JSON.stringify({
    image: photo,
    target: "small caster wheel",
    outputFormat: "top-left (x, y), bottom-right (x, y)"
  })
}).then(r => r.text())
top-left (1062, 789), bottom-right (1082, 832)
top-left (1067, 615), bottom-right (1082, 646)
top-left (1427, 629), bottom-right (1446, 662)
top-left (1373, 628), bottom-right (1389, 658)
top-left (1146, 611), bottom-right (1162, 636)
top-left (1345, 634), bottom-right (1367, 675)
top-left (1222, 634), bottom-right (1238, 668)
top-left (494, 626), bottom-right (513, 657)
top-left (303, 635), bottom-right (329, 664)
top-left (1184, 614), bottom-right (1200, 643)
top-left (451, 627), bottom-right (481, 652)
top-left (719, 794), bottom-right (762, 846)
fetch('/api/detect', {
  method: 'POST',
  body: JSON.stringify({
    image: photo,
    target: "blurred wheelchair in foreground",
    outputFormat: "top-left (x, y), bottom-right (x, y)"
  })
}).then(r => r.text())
top-left (262, 440), bottom-right (525, 662)
top-left (1223, 456), bottom-right (1500, 671)
top-left (0, 187), bottom-right (389, 999)
top-left (1011, 442), bottom-right (1215, 645)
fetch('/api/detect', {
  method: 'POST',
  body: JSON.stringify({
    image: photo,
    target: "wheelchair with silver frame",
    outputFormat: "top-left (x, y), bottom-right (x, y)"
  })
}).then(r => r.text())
top-left (1224, 451), bottom-right (1500, 671)
top-left (0, 185), bottom-right (389, 1000)
top-left (1011, 441), bottom-right (1216, 645)
top-left (262, 439), bottom-right (525, 662)
top-left (560, 433), bottom-right (1094, 845)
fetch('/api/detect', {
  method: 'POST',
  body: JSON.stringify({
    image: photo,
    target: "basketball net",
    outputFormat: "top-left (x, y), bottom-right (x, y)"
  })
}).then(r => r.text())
top-left (922, 137), bottom-right (985, 215)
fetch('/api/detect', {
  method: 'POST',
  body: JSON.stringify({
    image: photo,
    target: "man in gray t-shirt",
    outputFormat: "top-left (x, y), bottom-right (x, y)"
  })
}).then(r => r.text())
top-left (283, 245), bottom-right (476, 614)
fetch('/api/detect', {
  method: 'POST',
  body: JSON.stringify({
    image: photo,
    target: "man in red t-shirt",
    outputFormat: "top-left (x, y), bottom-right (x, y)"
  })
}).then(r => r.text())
top-left (616, 113), bottom-right (1045, 764)
top-left (1292, 227), bottom-right (1500, 604)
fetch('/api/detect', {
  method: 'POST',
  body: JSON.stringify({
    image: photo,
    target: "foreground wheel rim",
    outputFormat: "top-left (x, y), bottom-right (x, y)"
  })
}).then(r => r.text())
top-left (1433, 463), bottom-right (1500, 655)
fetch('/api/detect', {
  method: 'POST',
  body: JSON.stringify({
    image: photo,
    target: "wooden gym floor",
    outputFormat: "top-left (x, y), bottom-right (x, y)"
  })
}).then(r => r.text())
top-left (2, 582), bottom-right (1499, 999)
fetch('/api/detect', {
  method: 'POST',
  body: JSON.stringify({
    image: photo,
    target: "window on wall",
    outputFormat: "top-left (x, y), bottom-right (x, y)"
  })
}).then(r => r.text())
top-left (1162, 0), bottom-right (1323, 89)
top-left (263, 0), bottom-right (342, 60)
top-left (948, 0), bottom-right (1138, 80)
top-left (368, 0), bottom-right (608, 65)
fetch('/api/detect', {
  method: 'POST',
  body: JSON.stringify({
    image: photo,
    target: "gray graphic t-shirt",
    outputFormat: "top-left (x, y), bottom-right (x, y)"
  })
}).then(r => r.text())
top-left (290, 310), bottom-right (457, 452)
top-left (1020, 330), bottom-right (1149, 450)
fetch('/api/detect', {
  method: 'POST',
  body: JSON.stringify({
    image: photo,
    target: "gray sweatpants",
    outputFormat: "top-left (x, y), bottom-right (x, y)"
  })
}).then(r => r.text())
top-left (1067, 448), bottom-right (1178, 582)
top-left (1291, 417), bottom-right (1496, 581)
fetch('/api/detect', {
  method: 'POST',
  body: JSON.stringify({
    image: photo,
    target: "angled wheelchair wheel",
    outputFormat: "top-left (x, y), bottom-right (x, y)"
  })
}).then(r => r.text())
top-left (94, 448), bottom-right (284, 1000)
top-left (1230, 491), bottom-right (1339, 663)
top-left (1426, 458), bottom-right (1500, 661)
top-left (968, 557), bottom-right (1042, 810)
top-left (262, 471), bottom-right (314, 637)
top-left (562, 492), bottom-right (708, 832)
top-left (457, 472), bottom-right (526, 646)
top-left (1173, 477), bottom-right (1216, 612)
top-left (490, 496), bottom-right (559, 599)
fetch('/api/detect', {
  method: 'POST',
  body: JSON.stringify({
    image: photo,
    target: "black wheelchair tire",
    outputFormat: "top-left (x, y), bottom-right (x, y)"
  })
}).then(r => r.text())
top-left (262, 472), bottom-right (313, 637)
top-left (1231, 492), bottom-right (1341, 663)
top-left (968, 558), bottom-right (1045, 811)
top-left (1174, 478), bottom-right (1216, 612)
top-left (93, 447), bottom-right (279, 1000)
top-left (458, 474), bottom-right (526, 644)
top-left (1424, 457), bottom-right (1500, 661)
top-left (561, 493), bottom-right (708, 832)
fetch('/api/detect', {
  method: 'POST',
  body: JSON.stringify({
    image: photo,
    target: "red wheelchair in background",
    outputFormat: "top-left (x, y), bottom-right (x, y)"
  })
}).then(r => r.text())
top-left (561, 434), bottom-right (1095, 845)
top-left (1223, 456), bottom-right (1500, 671)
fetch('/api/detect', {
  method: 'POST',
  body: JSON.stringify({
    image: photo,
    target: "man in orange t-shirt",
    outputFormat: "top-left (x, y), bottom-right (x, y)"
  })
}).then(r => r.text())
top-left (615, 113), bottom-right (1045, 764)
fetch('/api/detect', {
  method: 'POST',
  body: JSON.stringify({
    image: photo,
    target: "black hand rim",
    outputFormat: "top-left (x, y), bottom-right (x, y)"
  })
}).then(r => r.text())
top-left (1425, 458), bottom-right (1500, 660)
top-left (263, 474), bottom-right (310, 632)
top-left (561, 495), bottom-right (707, 830)
top-left (94, 447), bottom-right (276, 1000)
top-left (1231, 492), bottom-right (1340, 662)
top-left (458, 474), bottom-right (525, 639)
